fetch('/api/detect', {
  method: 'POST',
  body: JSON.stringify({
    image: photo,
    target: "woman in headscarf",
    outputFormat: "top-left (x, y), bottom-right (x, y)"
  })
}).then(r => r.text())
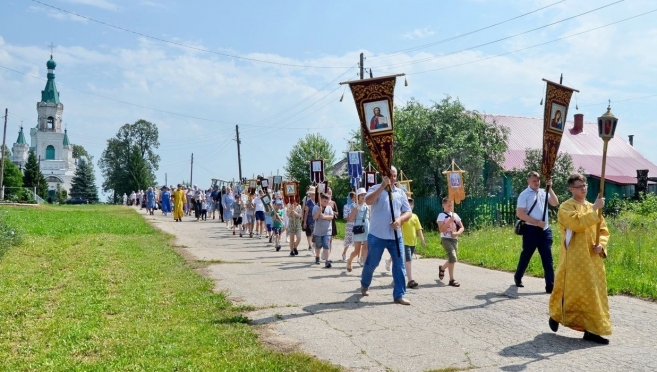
top-left (161, 186), bottom-right (172, 216)
top-left (222, 186), bottom-right (235, 230)
top-left (146, 187), bottom-right (156, 215)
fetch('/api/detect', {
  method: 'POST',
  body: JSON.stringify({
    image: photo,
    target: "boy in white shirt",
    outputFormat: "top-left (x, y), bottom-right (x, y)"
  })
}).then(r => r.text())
top-left (436, 197), bottom-right (465, 287)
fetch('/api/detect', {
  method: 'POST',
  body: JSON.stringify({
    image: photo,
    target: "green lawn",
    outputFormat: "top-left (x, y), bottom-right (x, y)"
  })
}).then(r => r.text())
top-left (0, 205), bottom-right (340, 371)
top-left (336, 215), bottom-right (657, 300)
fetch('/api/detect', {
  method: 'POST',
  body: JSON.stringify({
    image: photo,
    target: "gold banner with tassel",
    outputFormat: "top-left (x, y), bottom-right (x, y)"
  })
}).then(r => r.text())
top-left (443, 160), bottom-right (466, 204)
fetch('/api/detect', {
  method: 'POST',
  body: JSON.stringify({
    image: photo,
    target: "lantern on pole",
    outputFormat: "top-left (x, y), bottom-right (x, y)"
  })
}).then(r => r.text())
top-left (595, 100), bottom-right (618, 255)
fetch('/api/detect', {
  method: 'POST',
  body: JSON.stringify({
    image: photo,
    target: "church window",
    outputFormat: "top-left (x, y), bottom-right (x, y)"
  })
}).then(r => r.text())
top-left (47, 117), bottom-right (54, 130)
top-left (46, 145), bottom-right (55, 160)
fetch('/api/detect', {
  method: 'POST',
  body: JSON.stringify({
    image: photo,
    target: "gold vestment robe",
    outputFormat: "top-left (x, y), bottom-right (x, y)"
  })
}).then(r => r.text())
top-left (173, 189), bottom-right (185, 220)
top-left (549, 198), bottom-right (611, 336)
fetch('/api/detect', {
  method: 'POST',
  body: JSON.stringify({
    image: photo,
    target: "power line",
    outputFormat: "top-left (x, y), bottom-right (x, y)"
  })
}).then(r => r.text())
top-left (373, 0), bottom-right (624, 71)
top-left (30, 0), bottom-right (352, 69)
top-left (369, 0), bottom-right (566, 61)
top-left (407, 7), bottom-right (657, 76)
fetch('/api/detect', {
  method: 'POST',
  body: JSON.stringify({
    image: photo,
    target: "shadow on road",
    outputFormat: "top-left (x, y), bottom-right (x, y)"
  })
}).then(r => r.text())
top-left (499, 332), bottom-right (599, 371)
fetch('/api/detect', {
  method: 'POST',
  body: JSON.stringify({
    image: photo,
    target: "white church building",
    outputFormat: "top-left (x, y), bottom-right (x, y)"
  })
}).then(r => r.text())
top-left (11, 55), bottom-right (77, 197)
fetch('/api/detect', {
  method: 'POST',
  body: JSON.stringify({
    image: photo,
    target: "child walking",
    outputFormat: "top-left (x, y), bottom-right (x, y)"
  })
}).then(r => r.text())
top-left (437, 197), bottom-right (465, 287)
top-left (312, 193), bottom-right (334, 268)
top-left (271, 201), bottom-right (285, 251)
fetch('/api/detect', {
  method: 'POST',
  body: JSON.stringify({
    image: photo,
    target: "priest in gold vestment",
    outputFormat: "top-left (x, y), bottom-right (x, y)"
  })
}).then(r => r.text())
top-left (548, 173), bottom-right (611, 344)
top-left (173, 184), bottom-right (186, 222)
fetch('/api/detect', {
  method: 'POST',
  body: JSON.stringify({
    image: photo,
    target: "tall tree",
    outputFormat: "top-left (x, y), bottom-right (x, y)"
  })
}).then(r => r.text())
top-left (284, 133), bottom-right (335, 194)
top-left (72, 144), bottom-right (92, 161)
top-left (510, 148), bottom-right (584, 207)
top-left (98, 119), bottom-right (160, 203)
top-left (2, 158), bottom-right (23, 198)
top-left (393, 97), bottom-right (509, 197)
top-left (22, 150), bottom-right (48, 198)
top-left (69, 158), bottom-right (99, 202)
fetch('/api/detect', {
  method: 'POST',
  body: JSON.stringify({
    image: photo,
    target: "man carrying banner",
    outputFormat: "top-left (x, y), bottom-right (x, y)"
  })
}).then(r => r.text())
top-left (360, 166), bottom-right (412, 305)
top-left (514, 171), bottom-right (559, 293)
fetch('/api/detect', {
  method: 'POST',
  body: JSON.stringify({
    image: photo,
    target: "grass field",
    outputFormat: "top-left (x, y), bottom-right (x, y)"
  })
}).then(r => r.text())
top-left (0, 205), bottom-right (340, 371)
top-left (336, 214), bottom-right (657, 300)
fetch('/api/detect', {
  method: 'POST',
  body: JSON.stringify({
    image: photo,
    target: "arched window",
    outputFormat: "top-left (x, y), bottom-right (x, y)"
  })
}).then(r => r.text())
top-left (46, 145), bottom-right (55, 160)
top-left (47, 117), bottom-right (54, 130)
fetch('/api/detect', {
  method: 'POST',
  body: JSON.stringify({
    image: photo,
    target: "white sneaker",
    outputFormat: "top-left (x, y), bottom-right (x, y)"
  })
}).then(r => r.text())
top-left (342, 253), bottom-right (347, 261)
top-left (357, 257), bottom-right (363, 266)
top-left (385, 259), bottom-right (391, 272)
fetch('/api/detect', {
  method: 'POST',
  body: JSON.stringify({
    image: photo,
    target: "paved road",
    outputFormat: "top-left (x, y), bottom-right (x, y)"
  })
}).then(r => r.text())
top-left (143, 210), bottom-right (657, 372)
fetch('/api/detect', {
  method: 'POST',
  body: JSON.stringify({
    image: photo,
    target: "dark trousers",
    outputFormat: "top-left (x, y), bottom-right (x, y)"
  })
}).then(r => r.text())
top-left (515, 225), bottom-right (554, 287)
top-left (193, 200), bottom-right (202, 219)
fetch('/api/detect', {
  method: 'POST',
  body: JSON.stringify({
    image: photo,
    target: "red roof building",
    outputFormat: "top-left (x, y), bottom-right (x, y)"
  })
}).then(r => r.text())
top-left (484, 113), bottom-right (657, 198)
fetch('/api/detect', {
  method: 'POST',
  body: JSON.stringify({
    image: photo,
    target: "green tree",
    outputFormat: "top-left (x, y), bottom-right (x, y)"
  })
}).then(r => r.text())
top-left (392, 97), bottom-right (509, 197)
top-left (70, 158), bottom-right (99, 203)
top-left (510, 148), bottom-right (585, 209)
top-left (72, 144), bottom-right (92, 161)
top-left (2, 158), bottom-right (24, 198)
top-left (98, 119), bottom-right (160, 203)
top-left (22, 150), bottom-right (48, 198)
top-left (55, 183), bottom-right (68, 204)
top-left (284, 133), bottom-right (335, 194)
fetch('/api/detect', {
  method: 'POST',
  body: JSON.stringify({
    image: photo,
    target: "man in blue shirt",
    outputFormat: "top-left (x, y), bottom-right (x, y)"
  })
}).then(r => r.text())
top-left (515, 171), bottom-right (559, 293)
top-left (360, 166), bottom-right (412, 305)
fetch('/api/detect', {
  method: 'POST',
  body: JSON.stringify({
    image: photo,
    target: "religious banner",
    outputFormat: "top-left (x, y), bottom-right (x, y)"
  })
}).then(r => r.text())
top-left (341, 74), bottom-right (404, 178)
top-left (541, 78), bottom-right (579, 179)
top-left (247, 179), bottom-right (258, 195)
top-left (282, 181), bottom-right (299, 205)
top-left (347, 151), bottom-right (363, 190)
top-left (443, 160), bottom-right (466, 204)
top-left (365, 171), bottom-right (377, 191)
top-left (310, 159), bottom-right (325, 183)
top-left (273, 176), bottom-right (283, 192)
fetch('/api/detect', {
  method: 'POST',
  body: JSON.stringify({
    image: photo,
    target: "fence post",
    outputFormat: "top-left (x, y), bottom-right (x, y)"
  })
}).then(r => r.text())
top-left (0, 185), bottom-right (4, 200)
top-left (34, 187), bottom-right (37, 201)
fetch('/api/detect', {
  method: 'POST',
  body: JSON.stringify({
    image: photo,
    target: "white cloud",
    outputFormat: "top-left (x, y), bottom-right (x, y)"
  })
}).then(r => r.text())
top-left (61, 0), bottom-right (117, 11)
top-left (402, 27), bottom-right (435, 40)
top-left (27, 5), bottom-right (88, 23)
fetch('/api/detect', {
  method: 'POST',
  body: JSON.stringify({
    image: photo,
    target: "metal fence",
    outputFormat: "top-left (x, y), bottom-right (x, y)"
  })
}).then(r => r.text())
top-left (335, 195), bottom-right (519, 231)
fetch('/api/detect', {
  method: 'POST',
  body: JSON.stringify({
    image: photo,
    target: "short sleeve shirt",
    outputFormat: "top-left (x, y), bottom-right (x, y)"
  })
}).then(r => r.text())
top-left (517, 187), bottom-right (549, 229)
top-left (437, 212), bottom-right (462, 238)
top-left (312, 205), bottom-right (333, 236)
top-left (366, 184), bottom-right (410, 240)
top-left (401, 213), bottom-right (422, 246)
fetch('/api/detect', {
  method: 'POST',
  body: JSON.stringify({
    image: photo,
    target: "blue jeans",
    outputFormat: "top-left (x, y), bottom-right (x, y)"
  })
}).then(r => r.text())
top-left (515, 225), bottom-right (554, 287)
top-left (361, 234), bottom-right (406, 301)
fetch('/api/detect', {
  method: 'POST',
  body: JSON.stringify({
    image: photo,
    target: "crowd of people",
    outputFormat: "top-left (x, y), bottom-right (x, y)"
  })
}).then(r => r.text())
top-left (126, 167), bottom-right (612, 345)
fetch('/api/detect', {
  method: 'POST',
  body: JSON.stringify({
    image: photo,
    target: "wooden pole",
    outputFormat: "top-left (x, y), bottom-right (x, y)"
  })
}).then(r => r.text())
top-left (0, 109), bottom-right (7, 201)
top-left (595, 139), bottom-right (610, 247)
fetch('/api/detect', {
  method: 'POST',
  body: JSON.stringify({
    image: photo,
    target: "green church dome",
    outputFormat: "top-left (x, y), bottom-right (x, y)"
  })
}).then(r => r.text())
top-left (47, 56), bottom-right (57, 69)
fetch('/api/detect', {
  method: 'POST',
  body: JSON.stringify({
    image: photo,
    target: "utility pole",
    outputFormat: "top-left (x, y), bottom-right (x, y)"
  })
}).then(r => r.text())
top-left (0, 108), bottom-right (7, 200)
top-left (235, 125), bottom-right (243, 182)
top-left (359, 53), bottom-right (364, 79)
top-left (190, 153), bottom-right (194, 186)
top-left (165, 173), bottom-right (167, 187)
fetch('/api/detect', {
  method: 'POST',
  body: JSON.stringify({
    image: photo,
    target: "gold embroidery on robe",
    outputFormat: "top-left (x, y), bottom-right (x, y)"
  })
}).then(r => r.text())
top-left (549, 198), bottom-right (611, 336)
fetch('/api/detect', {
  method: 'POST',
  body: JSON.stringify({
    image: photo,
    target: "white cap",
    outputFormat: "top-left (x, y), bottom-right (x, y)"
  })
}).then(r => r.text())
top-left (356, 187), bottom-right (367, 196)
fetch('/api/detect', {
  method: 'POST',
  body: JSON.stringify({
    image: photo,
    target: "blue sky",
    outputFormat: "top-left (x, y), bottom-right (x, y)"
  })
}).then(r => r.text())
top-left (2, 0), bottom-right (657, 194)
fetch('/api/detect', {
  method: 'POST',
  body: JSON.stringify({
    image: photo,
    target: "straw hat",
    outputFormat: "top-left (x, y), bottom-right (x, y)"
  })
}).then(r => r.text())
top-left (307, 186), bottom-right (316, 194)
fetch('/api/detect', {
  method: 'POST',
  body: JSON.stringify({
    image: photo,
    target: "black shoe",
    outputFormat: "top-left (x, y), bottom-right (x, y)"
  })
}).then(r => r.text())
top-left (546, 285), bottom-right (553, 294)
top-left (308, 246), bottom-right (312, 251)
top-left (276, 245), bottom-right (281, 252)
top-left (583, 331), bottom-right (609, 345)
top-left (515, 278), bottom-right (524, 287)
top-left (293, 248), bottom-right (299, 256)
top-left (315, 257), bottom-right (320, 265)
top-left (325, 260), bottom-right (332, 268)
top-left (289, 252), bottom-right (295, 257)
top-left (549, 317), bottom-right (559, 332)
